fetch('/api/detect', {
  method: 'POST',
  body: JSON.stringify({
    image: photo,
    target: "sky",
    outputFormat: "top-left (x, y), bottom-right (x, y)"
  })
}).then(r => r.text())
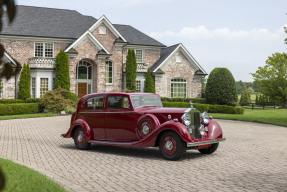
top-left (17, 0), bottom-right (287, 82)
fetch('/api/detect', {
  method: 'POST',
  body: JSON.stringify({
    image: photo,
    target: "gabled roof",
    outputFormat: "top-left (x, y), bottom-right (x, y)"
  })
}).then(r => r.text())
top-left (1, 5), bottom-right (165, 47)
top-left (151, 44), bottom-right (207, 74)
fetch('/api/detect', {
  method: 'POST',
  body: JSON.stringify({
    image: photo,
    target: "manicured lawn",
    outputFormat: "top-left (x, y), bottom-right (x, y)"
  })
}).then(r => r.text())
top-left (0, 113), bottom-right (59, 120)
top-left (210, 108), bottom-right (287, 127)
top-left (0, 158), bottom-right (66, 192)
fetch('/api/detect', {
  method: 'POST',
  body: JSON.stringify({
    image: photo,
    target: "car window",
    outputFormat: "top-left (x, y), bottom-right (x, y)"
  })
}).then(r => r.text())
top-left (87, 96), bottom-right (104, 110)
top-left (107, 96), bottom-right (130, 109)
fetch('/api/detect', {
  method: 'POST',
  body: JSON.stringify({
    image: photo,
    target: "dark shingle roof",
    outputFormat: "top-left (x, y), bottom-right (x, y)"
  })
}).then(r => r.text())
top-left (1, 5), bottom-right (165, 47)
top-left (1, 5), bottom-right (97, 39)
top-left (150, 44), bottom-right (180, 72)
top-left (114, 24), bottom-right (165, 47)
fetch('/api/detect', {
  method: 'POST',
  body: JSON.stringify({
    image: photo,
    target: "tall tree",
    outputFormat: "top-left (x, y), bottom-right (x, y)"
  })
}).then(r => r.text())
top-left (55, 50), bottom-right (70, 91)
top-left (144, 68), bottom-right (155, 93)
top-left (18, 64), bottom-right (31, 100)
top-left (131, 49), bottom-right (137, 87)
top-left (125, 49), bottom-right (137, 90)
top-left (251, 52), bottom-right (287, 108)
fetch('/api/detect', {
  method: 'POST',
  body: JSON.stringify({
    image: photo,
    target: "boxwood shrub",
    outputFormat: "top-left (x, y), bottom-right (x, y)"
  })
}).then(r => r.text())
top-left (160, 97), bottom-right (207, 104)
top-left (162, 101), bottom-right (244, 114)
top-left (0, 99), bottom-right (25, 104)
top-left (0, 103), bottom-right (40, 115)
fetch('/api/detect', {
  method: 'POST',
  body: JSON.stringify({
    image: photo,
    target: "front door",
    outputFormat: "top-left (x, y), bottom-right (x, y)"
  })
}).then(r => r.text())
top-left (78, 83), bottom-right (87, 98)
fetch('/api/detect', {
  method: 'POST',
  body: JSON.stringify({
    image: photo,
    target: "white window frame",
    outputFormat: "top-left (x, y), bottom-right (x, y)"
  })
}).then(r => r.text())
top-left (34, 42), bottom-right (54, 58)
top-left (170, 78), bottom-right (187, 98)
top-left (136, 80), bottom-right (141, 92)
top-left (40, 77), bottom-right (49, 98)
top-left (76, 60), bottom-right (93, 96)
top-left (105, 60), bottom-right (113, 84)
top-left (135, 49), bottom-right (143, 63)
top-left (99, 25), bottom-right (107, 34)
top-left (31, 77), bottom-right (36, 98)
top-left (176, 54), bottom-right (183, 63)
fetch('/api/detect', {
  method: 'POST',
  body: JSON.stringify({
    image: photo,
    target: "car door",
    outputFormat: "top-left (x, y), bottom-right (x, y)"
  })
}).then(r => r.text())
top-left (84, 95), bottom-right (105, 140)
top-left (105, 95), bottom-right (138, 141)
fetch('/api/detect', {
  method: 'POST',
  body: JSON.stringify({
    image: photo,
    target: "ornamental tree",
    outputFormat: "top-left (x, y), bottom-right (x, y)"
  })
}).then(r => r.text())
top-left (251, 52), bottom-right (287, 108)
top-left (125, 49), bottom-right (137, 90)
top-left (18, 64), bottom-right (31, 100)
top-left (144, 68), bottom-right (155, 93)
top-left (205, 67), bottom-right (238, 106)
top-left (55, 50), bottom-right (70, 91)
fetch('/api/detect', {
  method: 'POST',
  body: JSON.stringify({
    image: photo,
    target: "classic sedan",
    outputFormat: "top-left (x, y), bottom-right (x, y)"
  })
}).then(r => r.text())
top-left (62, 92), bottom-right (225, 160)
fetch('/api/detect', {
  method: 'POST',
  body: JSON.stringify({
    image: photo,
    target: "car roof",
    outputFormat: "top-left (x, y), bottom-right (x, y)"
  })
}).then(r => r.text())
top-left (81, 92), bottom-right (158, 100)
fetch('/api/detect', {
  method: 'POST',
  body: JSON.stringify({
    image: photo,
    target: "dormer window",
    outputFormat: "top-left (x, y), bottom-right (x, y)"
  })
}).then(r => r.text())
top-left (176, 54), bottom-right (182, 63)
top-left (99, 25), bottom-right (106, 34)
top-left (35, 43), bottom-right (54, 57)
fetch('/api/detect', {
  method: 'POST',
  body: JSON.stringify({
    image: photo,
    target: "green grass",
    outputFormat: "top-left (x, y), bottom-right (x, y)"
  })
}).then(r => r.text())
top-left (210, 108), bottom-right (287, 127)
top-left (0, 158), bottom-right (66, 192)
top-left (0, 113), bottom-right (59, 120)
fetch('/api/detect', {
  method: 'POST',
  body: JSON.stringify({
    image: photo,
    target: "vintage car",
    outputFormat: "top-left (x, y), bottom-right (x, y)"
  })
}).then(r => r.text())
top-left (62, 92), bottom-right (225, 160)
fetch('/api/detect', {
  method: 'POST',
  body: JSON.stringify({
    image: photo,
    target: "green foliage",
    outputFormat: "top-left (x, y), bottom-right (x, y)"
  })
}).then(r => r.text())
top-left (125, 49), bottom-right (137, 90)
top-left (162, 101), bottom-right (244, 114)
top-left (206, 68), bottom-right (238, 106)
top-left (25, 98), bottom-right (41, 103)
top-left (144, 68), bottom-right (155, 93)
top-left (0, 99), bottom-right (25, 104)
top-left (0, 103), bottom-right (40, 115)
top-left (160, 97), bottom-right (207, 104)
top-left (251, 52), bottom-right (287, 108)
top-left (55, 50), bottom-right (70, 91)
top-left (65, 92), bottom-right (79, 103)
top-left (201, 77), bottom-right (207, 93)
top-left (235, 81), bottom-right (261, 94)
top-left (64, 105), bottom-right (76, 114)
top-left (0, 78), bottom-right (2, 97)
top-left (239, 89), bottom-right (251, 104)
top-left (40, 87), bottom-right (76, 112)
top-left (18, 64), bottom-right (31, 100)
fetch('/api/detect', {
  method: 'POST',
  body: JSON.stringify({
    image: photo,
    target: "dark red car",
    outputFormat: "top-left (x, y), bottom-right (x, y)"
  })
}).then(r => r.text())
top-left (62, 92), bottom-right (225, 160)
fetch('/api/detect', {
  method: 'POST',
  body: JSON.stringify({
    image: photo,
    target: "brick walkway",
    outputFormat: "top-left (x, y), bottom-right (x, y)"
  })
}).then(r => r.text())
top-left (0, 116), bottom-right (287, 192)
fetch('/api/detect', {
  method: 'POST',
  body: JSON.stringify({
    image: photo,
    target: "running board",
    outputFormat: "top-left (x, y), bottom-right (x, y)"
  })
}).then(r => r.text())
top-left (88, 140), bottom-right (138, 147)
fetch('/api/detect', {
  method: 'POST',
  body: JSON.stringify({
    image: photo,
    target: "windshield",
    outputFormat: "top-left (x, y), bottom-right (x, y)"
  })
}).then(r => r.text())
top-left (130, 95), bottom-right (162, 108)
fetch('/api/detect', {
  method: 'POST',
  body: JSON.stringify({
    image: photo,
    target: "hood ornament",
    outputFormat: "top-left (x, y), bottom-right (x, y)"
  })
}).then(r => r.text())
top-left (190, 101), bottom-right (193, 109)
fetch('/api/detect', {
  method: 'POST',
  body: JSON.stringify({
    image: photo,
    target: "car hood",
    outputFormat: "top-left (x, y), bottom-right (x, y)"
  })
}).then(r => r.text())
top-left (135, 107), bottom-right (188, 114)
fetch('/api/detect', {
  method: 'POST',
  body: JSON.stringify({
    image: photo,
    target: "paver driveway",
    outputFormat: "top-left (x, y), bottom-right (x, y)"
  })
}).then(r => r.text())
top-left (0, 116), bottom-right (287, 192)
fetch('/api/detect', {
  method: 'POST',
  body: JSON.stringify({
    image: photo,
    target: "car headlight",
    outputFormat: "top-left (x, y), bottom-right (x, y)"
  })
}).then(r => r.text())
top-left (182, 113), bottom-right (191, 126)
top-left (201, 111), bottom-right (210, 125)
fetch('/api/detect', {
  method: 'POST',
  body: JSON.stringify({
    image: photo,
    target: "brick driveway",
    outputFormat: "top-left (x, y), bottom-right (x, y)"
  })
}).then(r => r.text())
top-left (0, 116), bottom-right (287, 192)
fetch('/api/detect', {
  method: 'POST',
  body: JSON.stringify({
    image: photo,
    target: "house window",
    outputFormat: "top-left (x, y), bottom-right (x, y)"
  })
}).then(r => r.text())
top-left (99, 26), bottom-right (106, 34)
top-left (31, 78), bottom-right (36, 98)
top-left (136, 80), bottom-right (141, 92)
top-left (40, 78), bottom-right (49, 98)
top-left (176, 55), bottom-right (183, 63)
top-left (171, 78), bottom-right (187, 98)
top-left (135, 50), bottom-right (143, 63)
top-left (35, 43), bottom-right (54, 57)
top-left (77, 61), bottom-right (92, 80)
top-left (105, 60), bottom-right (113, 84)
top-left (0, 80), bottom-right (3, 99)
top-left (52, 78), bottom-right (55, 90)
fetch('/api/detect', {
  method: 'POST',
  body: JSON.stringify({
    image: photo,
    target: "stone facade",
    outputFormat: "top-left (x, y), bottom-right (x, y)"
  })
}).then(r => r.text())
top-left (155, 50), bottom-right (202, 98)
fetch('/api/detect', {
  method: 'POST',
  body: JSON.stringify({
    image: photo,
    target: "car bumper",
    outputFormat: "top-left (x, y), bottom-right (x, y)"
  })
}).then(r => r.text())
top-left (187, 138), bottom-right (226, 147)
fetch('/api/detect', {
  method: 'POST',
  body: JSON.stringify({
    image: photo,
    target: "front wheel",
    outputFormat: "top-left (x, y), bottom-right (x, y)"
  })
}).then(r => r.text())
top-left (74, 127), bottom-right (91, 150)
top-left (198, 143), bottom-right (219, 154)
top-left (159, 131), bottom-right (186, 161)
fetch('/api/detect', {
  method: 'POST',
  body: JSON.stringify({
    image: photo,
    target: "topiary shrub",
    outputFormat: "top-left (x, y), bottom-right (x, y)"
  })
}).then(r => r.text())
top-left (64, 105), bottom-right (76, 114)
top-left (65, 92), bottom-right (79, 103)
top-left (25, 98), bottom-right (41, 103)
top-left (55, 50), bottom-right (70, 91)
top-left (144, 68), bottom-right (155, 93)
top-left (0, 103), bottom-right (40, 115)
top-left (40, 87), bottom-right (76, 113)
top-left (18, 64), bottom-right (31, 100)
top-left (0, 99), bottom-right (25, 104)
top-left (205, 68), bottom-right (238, 106)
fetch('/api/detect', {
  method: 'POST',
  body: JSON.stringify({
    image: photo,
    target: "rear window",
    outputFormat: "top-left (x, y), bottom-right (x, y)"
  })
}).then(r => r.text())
top-left (87, 96), bottom-right (104, 110)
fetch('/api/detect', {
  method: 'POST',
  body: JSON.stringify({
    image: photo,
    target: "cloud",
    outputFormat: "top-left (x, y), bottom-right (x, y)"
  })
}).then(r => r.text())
top-left (150, 24), bottom-right (287, 42)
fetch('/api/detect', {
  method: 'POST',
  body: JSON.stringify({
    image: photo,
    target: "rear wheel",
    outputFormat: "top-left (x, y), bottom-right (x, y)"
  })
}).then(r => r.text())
top-left (159, 131), bottom-right (185, 161)
top-left (74, 127), bottom-right (91, 150)
top-left (198, 143), bottom-right (219, 154)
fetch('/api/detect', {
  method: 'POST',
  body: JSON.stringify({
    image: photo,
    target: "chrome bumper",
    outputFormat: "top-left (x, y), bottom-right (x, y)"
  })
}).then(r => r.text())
top-left (187, 138), bottom-right (226, 147)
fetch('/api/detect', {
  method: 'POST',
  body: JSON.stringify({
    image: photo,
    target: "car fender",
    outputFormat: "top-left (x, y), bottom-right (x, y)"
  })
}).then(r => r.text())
top-left (207, 119), bottom-right (223, 139)
top-left (136, 114), bottom-right (161, 140)
top-left (63, 119), bottom-right (93, 141)
top-left (133, 121), bottom-right (192, 148)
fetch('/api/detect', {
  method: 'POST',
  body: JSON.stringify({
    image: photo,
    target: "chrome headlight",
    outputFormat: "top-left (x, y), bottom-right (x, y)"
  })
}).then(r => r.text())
top-left (181, 113), bottom-right (191, 126)
top-left (201, 111), bottom-right (210, 125)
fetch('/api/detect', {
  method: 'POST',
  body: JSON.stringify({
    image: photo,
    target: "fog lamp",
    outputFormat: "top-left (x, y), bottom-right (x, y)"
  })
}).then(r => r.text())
top-left (198, 125), bottom-right (206, 136)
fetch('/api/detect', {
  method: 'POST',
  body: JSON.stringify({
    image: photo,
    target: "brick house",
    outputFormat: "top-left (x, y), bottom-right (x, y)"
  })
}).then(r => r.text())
top-left (0, 5), bottom-right (207, 99)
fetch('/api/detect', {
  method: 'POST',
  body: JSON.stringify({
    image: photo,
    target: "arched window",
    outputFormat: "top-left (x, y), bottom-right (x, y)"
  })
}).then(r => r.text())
top-left (76, 61), bottom-right (92, 80)
top-left (171, 78), bottom-right (187, 98)
top-left (105, 60), bottom-right (113, 84)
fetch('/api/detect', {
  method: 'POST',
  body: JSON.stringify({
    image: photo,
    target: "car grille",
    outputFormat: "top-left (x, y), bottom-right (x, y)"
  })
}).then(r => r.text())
top-left (188, 111), bottom-right (201, 139)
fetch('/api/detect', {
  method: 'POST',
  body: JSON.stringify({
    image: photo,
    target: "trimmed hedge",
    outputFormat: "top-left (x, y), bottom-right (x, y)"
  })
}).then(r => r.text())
top-left (161, 97), bottom-right (207, 104)
top-left (25, 98), bottom-right (41, 103)
top-left (0, 99), bottom-right (25, 104)
top-left (162, 101), bottom-right (244, 114)
top-left (0, 103), bottom-right (40, 115)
